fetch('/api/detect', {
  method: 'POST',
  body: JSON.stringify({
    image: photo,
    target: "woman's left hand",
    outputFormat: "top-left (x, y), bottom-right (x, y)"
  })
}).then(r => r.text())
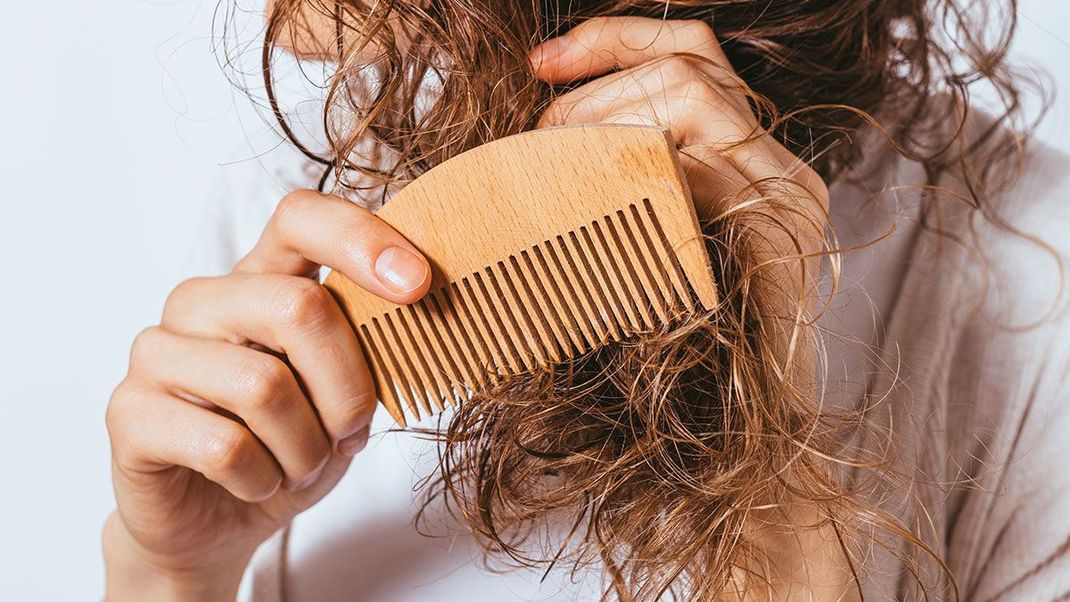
top-left (529, 16), bottom-right (829, 268)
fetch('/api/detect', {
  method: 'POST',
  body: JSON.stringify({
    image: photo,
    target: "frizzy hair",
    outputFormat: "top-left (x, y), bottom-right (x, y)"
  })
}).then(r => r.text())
top-left (236, 0), bottom-right (1036, 598)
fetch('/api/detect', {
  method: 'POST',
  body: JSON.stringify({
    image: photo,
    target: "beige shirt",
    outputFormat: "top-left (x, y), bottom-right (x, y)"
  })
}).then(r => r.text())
top-left (191, 117), bottom-right (1070, 600)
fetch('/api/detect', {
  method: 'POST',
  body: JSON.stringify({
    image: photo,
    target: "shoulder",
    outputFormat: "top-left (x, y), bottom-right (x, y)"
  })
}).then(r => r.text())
top-left (842, 106), bottom-right (1070, 444)
top-left (834, 109), bottom-right (1070, 346)
top-left (948, 129), bottom-right (1070, 404)
top-left (873, 108), bottom-right (1070, 330)
top-left (959, 131), bottom-right (1070, 331)
top-left (880, 116), bottom-right (1070, 596)
top-left (914, 110), bottom-right (1070, 385)
top-left (938, 134), bottom-right (1070, 600)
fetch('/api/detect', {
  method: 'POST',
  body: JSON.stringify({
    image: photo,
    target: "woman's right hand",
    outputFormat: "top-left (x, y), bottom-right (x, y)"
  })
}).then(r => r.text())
top-left (103, 190), bottom-right (432, 601)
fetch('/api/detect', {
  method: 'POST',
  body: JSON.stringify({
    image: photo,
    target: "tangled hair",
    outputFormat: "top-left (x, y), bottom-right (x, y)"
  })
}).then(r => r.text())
top-left (234, 0), bottom-right (1039, 598)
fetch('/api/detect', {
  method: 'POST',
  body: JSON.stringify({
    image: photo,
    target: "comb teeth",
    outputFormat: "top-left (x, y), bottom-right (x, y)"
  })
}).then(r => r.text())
top-left (324, 125), bottom-right (719, 428)
top-left (353, 199), bottom-right (702, 426)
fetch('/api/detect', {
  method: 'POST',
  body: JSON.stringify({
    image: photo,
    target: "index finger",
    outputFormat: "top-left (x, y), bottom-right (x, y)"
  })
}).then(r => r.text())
top-left (529, 17), bottom-right (733, 85)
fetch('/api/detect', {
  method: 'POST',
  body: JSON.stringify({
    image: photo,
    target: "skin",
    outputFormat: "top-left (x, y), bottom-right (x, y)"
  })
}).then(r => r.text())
top-left (104, 10), bottom-right (844, 601)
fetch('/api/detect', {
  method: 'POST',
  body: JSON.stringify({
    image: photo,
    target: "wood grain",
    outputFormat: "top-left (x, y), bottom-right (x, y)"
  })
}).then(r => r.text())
top-left (324, 124), bottom-right (718, 426)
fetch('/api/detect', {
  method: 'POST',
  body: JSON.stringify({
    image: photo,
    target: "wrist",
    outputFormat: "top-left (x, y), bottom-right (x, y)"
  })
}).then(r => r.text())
top-left (103, 513), bottom-right (250, 602)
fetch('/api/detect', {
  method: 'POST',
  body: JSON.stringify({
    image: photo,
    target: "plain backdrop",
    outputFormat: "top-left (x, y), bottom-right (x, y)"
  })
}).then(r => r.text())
top-left (0, 1), bottom-right (1066, 599)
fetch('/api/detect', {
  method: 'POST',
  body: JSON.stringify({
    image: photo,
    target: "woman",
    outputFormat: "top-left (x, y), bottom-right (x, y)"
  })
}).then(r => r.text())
top-left (103, 0), bottom-right (1070, 600)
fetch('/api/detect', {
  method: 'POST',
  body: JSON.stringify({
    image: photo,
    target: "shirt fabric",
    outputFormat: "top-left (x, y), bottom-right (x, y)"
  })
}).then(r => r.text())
top-left (187, 118), bottom-right (1070, 601)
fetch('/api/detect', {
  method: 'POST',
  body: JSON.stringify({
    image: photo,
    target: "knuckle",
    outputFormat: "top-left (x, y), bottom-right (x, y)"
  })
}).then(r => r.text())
top-left (572, 15), bottom-right (610, 43)
top-left (128, 326), bottom-right (165, 369)
top-left (679, 19), bottom-right (719, 48)
top-left (166, 277), bottom-right (205, 309)
top-left (274, 190), bottom-right (316, 227)
top-left (678, 80), bottom-right (724, 112)
top-left (657, 55), bottom-right (701, 82)
top-left (800, 166), bottom-right (830, 203)
top-left (235, 356), bottom-right (291, 412)
top-left (104, 379), bottom-right (136, 435)
top-left (336, 389), bottom-right (378, 434)
top-left (272, 278), bottom-right (334, 329)
top-left (163, 277), bottom-right (209, 322)
top-left (540, 98), bottom-right (569, 126)
top-left (104, 381), bottom-right (154, 468)
top-left (205, 424), bottom-right (256, 474)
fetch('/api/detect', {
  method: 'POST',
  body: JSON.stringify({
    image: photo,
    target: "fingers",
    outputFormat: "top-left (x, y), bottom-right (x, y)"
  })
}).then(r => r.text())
top-left (235, 190), bottom-right (432, 305)
top-left (537, 61), bottom-right (741, 135)
top-left (535, 51), bottom-right (823, 207)
top-left (128, 327), bottom-right (333, 491)
top-left (162, 274), bottom-right (377, 451)
top-left (531, 16), bottom-right (823, 197)
top-left (537, 71), bottom-right (763, 176)
top-left (107, 380), bottom-right (284, 503)
top-left (530, 16), bottom-right (731, 85)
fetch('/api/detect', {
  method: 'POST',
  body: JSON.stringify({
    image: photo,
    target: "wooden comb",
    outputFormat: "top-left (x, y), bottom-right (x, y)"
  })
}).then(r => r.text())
top-left (324, 124), bottom-right (718, 426)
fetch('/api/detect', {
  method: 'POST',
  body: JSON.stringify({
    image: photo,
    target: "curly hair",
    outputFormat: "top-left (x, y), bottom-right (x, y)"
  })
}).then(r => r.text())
top-left (233, 0), bottom-right (1040, 598)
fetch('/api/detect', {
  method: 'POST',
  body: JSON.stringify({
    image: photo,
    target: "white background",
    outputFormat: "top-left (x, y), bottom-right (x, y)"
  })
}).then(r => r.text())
top-left (0, 1), bottom-right (1066, 599)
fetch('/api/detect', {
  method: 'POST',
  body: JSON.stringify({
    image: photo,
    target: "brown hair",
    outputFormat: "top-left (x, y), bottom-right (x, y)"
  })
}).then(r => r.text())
top-left (241, 0), bottom-right (1039, 598)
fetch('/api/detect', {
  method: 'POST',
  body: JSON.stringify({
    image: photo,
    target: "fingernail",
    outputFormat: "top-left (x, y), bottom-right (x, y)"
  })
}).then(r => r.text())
top-left (374, 247), bottom-right (428, 294)
top-left (290, 456), bottom-right (328, 492)
top-left (337, 426), bottom-right (371, 457)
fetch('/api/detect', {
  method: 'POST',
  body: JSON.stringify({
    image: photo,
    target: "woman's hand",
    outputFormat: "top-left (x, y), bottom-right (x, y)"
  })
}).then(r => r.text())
top-left (103, 190), bottom-right (432, 601)
top-left (529, 16), bottom-right (829, 275)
